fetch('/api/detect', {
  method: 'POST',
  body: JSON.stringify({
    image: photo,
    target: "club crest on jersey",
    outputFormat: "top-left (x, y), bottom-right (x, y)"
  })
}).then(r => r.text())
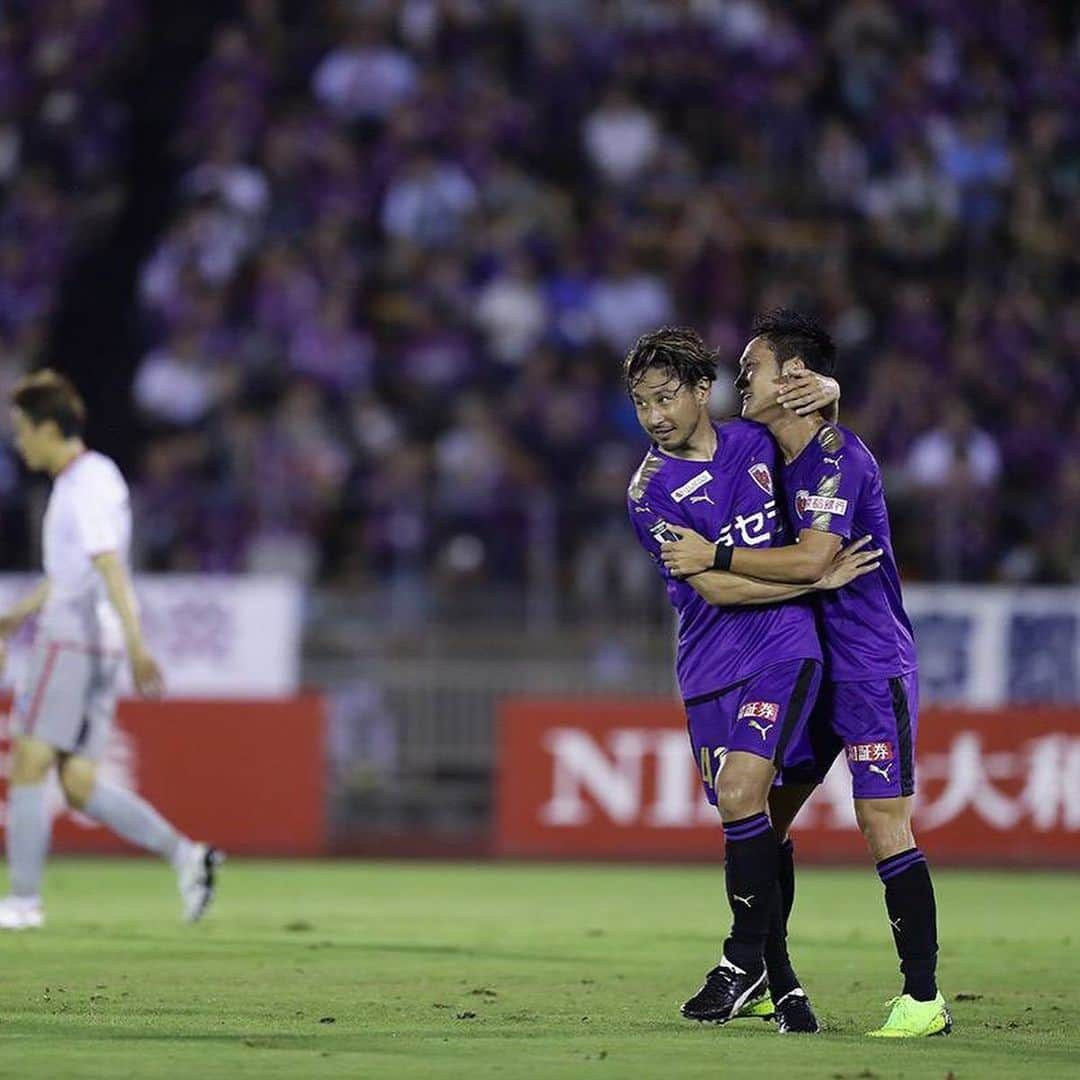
top-left (846, 742), bottom-right (894, 763)
top-left (748, 463), bottom-right (772, 495)
top-left (795, 490), bottom-right (848, 517)
top-left (670, 469), bottom-right (713, 503)
top-left (737, 701), bottom-right (779, 723)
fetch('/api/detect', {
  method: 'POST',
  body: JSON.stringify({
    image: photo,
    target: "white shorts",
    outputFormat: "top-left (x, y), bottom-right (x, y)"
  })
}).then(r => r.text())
top-left (11, 638), bottom-right (125, 760)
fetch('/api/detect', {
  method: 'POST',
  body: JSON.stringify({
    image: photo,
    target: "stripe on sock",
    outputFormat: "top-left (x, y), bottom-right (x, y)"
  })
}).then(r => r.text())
top-left (877, 847), bottom-right (926, 882)
top-left (724, 812), bottom-right (772, 842)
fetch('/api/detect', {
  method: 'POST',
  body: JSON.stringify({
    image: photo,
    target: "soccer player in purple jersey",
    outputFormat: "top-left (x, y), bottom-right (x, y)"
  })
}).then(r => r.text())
top-left (661, 311), bottom-right (951, 1038)
top-left (624, 328), bottom-right (881, 1031)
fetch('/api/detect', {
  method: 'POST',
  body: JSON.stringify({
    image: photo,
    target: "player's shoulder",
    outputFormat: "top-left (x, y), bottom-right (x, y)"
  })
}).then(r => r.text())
top-left (717, 418), bottom-right (775, 459)
top-left (76, 451), bottom-right (128, 490)
top-left (627, 447), bottom-right (670, 505)
top-left (822, 424), bottom-right (878, 473)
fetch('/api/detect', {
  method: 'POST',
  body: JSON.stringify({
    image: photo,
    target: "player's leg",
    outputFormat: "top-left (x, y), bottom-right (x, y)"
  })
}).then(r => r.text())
top-left (59, 652), bottom-right (222, 922)
top-left (1, 639), bottom-right (92, 929)
top-left (680, 702), bottom-right (771, 1023)
top-left (764, 781), bottom-right (812, 1023)
top-left (60, 753), bottom-right (187, 862)
top-left (716, 748), bottom-right (779, 962)
top-left (681, 660), bottom-right (821, 1024)
top-left (835, 675), bottom-right (950, 1037)
top-left (761, 684), bottom-right (843, 1034)
top-left (0, 735), bottom-right (57, 928)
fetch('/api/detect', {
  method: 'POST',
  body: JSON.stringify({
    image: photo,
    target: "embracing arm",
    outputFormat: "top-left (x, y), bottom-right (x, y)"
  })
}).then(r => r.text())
top-left (729, 529), bottom-right (842, 585)
top-left (688, 571), bottom-right (819, 607)
top-left (679, 535), bottom-right (881, 608)
top-left (777, 371), bottom-right (839, 422)
top-left (662, 526), bottom-right (851, 584)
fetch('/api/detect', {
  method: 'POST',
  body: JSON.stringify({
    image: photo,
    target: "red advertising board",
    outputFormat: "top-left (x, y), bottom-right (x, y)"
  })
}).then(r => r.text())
top-left (496, 698), bottom-right (1080, 866)
top-left (1, 696), bottom-right (326, 855)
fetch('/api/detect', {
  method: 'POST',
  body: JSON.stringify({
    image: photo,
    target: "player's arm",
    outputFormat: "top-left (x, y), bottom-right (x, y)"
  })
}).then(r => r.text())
top-left (729, 529), bottom-right (842, 584)
top-left (661, 526), bottom-right (843, 584)
top-left (92, 552), bottom-right (163, 697)
top-left (0, 579), bottom-right (51, 675)
top-left (688, 538), bottom-right (880, 607)
top-left (777, 371), bottom-right (840, 422)
top-left (687, 571), bottom-right (819, 607)
top-left (0, 578), bottom-right (50, 638)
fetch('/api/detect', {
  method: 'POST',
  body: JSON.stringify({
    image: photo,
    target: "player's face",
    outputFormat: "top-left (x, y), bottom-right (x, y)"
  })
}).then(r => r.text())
top-left (735, 337), bottom-right (782, 421)
top-left (11, 408), bottom-right (52, 471)
top-left (630, 367), bottom-right (709, 452)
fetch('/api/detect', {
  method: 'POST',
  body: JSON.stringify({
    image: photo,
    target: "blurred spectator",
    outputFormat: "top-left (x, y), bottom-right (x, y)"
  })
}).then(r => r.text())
top-left (133, 331), bottom-right (236, 427)
top-left (589, 252), bottom-right (673, 355)
top-left (312, 17), bottom-right (418, 124)
top-left (582, 85), bottom-right (661, 187)
top-left (906, 403), bottom-right (1002, 492)
top-left (380, 150), bottom-right (477, 248)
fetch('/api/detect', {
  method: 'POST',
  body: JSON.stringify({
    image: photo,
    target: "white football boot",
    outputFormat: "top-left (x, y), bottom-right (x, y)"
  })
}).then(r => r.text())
top-left (176, 843), bottom-right (223, 923)
top-left (0, 894), bottom-right (45, 930)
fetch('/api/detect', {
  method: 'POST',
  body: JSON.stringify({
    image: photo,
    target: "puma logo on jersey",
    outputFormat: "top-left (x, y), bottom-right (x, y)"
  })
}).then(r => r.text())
top-left (689, 491), bottom-right (714, 505)
top-left (747, 719), bottom-right (774, 741)
top-left (733, 894), bottom-right (754, 908)
top-left (868, 763), bottom-right (894, 783)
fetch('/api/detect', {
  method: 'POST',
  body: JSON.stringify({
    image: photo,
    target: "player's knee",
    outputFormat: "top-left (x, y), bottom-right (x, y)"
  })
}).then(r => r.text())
top-left (716, 777), bottom-right (766, 821)
top-left (716, 753), bottom-right (773, 821)
top-left (59, 758), bottom-right (97, 810)
top-left (855, 799), bottom-right (914, 862)
top-left (11, 737), bottom-right (56, 785)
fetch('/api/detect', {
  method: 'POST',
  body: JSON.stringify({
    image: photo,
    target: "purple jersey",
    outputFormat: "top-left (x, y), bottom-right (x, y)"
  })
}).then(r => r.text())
top-left (780, 423), bottom-right (917, 681)
top-left (628, 419), bottom-right (822, 702)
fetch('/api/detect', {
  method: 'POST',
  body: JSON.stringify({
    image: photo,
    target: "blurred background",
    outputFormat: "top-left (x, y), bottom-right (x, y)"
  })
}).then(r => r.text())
top-left (0, 0), bottom-right (1076, 862)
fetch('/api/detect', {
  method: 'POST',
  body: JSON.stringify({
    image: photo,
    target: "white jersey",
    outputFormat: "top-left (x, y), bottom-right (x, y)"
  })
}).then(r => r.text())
top-left (40, 450), bottom-right (131, 649)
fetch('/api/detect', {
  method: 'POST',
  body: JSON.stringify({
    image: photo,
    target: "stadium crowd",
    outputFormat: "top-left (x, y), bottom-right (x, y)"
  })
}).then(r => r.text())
top-left (0, 0), bottom-right (141, 563)
top-left (5, 1), bottom-right (1080, 602)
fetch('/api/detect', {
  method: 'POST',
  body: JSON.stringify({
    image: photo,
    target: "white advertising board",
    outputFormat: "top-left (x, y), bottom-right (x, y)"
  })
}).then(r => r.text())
top-left (0, 575), bottom-right (302, 699)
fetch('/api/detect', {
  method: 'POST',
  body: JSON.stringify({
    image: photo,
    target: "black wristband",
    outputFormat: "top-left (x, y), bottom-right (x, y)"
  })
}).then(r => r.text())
top-left (712, 543), bottom-right (733, 572)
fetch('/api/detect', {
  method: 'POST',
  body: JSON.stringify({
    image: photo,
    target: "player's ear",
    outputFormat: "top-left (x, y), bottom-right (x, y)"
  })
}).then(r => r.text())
top-left (781, 357), bottom-right (806, 378)
top-left (694, 378), bottom-right (711, 403)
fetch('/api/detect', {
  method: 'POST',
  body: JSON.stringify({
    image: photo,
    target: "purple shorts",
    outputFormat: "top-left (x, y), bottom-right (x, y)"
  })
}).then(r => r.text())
top-left (685, 659), bottom-right (821, 806)
top-left (783, 671), bottom-right (919, 798)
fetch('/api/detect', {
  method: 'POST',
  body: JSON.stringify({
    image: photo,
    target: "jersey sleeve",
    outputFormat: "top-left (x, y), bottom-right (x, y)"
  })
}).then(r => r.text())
top-left (71, 464), bottom-right (123, 556)
top-left (801, 449), bottom-right (861, 539)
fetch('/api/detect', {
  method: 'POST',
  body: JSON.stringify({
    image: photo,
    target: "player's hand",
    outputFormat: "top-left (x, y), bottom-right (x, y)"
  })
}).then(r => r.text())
top-left (131, 646), bottom-right (164, 699)
top-left (0, 615), bottom-right (17, 677)
top-left (777, 372), bottom-right (840, 416)
top-left (817, 535), bottom-right (882, 590)
top-left (660, 527), bottom-right (716, 577)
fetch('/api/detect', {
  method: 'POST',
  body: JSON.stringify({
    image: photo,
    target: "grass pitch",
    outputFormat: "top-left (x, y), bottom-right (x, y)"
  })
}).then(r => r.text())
top-left (0, 860), bottom-right (1076, 1079)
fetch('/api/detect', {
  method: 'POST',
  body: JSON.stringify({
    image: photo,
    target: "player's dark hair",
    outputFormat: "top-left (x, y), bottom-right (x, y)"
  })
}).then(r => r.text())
top-left (623, 326), bottom-right (717, 393)
top-left (12, 369), bottom-right (86, 437)
top-left (751, 309), bottom-right (836, 377)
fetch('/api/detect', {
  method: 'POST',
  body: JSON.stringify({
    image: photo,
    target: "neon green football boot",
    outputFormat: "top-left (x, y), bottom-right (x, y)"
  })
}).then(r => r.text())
top-left (867, 992), bottom-right (952, 1037)
top-left (733, 989), bottom-right (775, 1021)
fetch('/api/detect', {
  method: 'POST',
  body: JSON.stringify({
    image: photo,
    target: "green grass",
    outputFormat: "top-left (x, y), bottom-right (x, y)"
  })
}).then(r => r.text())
top-left (0, 861), bottom-right (1076, 1079)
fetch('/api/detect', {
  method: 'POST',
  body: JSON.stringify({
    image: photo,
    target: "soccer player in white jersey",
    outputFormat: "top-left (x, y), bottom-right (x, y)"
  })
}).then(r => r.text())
top-left (0, 370), bottom-right (220, 928)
